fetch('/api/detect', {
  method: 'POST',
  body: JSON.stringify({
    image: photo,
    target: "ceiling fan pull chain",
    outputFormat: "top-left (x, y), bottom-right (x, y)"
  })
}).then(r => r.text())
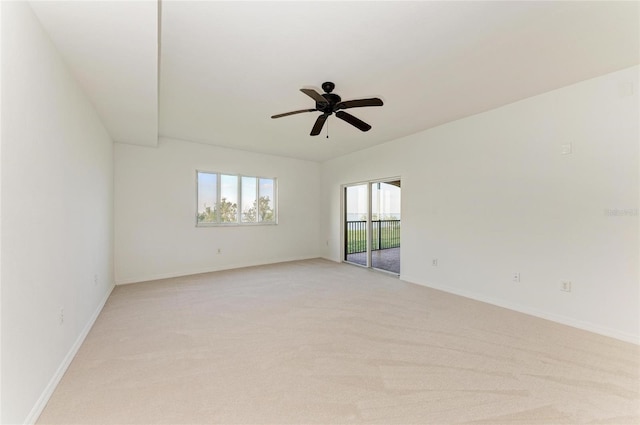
top-left (326, 118), bottom-right (329, 139)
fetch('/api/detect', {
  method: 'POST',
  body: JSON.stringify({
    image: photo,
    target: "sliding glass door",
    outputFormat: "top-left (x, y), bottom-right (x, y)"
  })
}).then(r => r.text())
top-left (344, 184), bottom-right (369, 268)
top-left (370, 181), bottom-right (401, 273)
top-left (344, 179), bottom-right (401, 274)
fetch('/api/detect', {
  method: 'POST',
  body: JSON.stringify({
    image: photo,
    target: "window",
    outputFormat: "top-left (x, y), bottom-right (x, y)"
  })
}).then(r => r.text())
top-left (197, 171), bottom-right (277, 226)
top-left (241, 176), bottom-right (257, 223)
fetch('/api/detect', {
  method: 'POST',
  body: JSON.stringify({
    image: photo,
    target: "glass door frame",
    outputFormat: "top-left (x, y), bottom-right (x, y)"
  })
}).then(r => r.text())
top-left (341, 176), bottom-right (401, 273)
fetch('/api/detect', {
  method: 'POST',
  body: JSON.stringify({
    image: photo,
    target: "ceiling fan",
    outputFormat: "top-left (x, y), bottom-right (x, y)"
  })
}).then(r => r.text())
top-left (271, 82), bottom-right (383, 136)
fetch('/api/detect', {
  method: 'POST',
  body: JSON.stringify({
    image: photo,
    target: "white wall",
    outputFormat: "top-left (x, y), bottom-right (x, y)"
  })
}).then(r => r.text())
top-left (1, 3), bottom-right (114, 424)
top-left (114, 138), bottom-right (321, 284)
top-left (321, 66), bottom-right (639, 343)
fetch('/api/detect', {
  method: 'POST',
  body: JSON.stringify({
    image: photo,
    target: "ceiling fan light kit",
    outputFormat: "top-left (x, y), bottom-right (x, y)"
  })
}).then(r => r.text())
top-left (271, 82), bottom-right (383, 136)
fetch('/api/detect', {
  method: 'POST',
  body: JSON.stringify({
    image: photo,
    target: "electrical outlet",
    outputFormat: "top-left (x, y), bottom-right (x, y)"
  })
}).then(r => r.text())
top-left (560, 280), bottom-right (572, 292)
top-left (59, 308), bottom-right (64, 325)
top-left (561, 143), bottom-right (572, 155)
top-left (432, 258), bottom-right (438, 267)
top-left (513, 272), bottom-right (521, 282)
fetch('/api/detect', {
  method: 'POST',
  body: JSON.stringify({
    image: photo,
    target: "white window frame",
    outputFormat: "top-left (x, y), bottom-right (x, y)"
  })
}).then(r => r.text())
top-left (196, 171), bottom-right (278, 227)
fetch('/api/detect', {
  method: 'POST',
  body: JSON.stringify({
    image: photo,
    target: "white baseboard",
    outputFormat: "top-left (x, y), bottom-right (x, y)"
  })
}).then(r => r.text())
top-left (400, 274), bottom-right (639, 345)
top-left (24, 284), bottom-right (115, 425)
top-left (115, 255), bottom-right (320, 285)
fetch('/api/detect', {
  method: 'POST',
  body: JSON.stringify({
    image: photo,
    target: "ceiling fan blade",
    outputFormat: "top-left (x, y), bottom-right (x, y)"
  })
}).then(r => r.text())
top-left (334, 98), bottom-right (383, 111)
top-left (310, 113), bottom-right (329, 136)
top-left (335, 111), bottom-right (372, 132)
top-left (301, 88), bottom-right (328, 105)
top-left (271, 109), bottom-right (316, 119)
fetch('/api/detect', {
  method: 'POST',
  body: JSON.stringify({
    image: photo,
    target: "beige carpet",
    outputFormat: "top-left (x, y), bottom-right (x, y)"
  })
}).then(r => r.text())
top-left (37, 259), bottom-right (639, 424)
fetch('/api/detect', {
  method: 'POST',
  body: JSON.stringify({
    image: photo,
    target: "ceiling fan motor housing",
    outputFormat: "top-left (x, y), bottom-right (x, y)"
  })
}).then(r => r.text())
top-left (318, 93), bottom-right (341, 114)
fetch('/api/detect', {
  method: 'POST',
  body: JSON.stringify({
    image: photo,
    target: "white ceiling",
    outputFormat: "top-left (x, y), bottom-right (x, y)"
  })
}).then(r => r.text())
top-left (30, 1), bottom-right (639, 161)
top-left (30, 0), bottom-right (158, 147)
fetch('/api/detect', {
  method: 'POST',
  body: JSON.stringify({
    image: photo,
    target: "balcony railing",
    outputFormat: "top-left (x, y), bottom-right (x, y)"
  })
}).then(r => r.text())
top-left (345, 220), bottom-right (400, 254)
